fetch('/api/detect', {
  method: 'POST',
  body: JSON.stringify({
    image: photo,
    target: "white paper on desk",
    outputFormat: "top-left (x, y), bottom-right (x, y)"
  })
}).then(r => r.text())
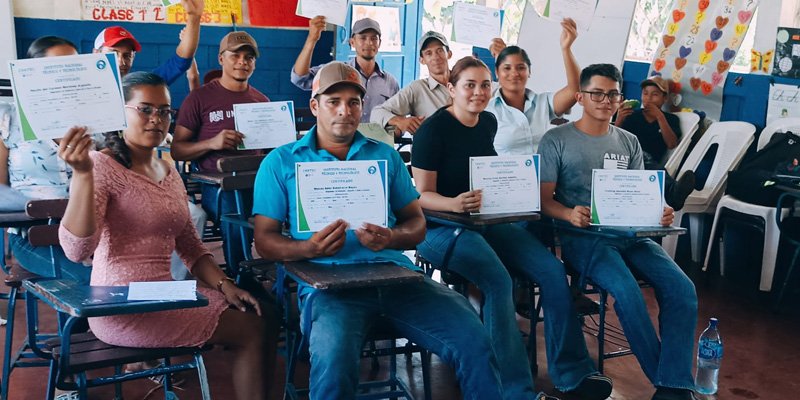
top-left (234, 101), bottom-right (297, 150)
top-left (451, 2), bottom-right (502, 48)
top-left (590, 169), bottom-right (664, 227)
top-left (296, 0), bottom-right (348, 27)
top-left (128, 280), bottom-right (197, 301)
top-left (8, 53), bottom-right (126, 141)
top-left (296, 160), bottom-right (388, 232)
top-left (543, 0), bottom-right (598, 31)
top-left (470, 155), bottom-right (540, 215)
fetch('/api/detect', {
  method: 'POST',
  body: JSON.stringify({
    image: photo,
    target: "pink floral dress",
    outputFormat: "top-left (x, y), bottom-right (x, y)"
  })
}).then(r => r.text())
top-left (59, 151), bottom-right (229, 347)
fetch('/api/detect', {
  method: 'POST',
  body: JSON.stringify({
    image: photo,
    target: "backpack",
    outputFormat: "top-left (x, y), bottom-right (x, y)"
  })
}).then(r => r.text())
top-left (726, 130), bottom-right (800, 206)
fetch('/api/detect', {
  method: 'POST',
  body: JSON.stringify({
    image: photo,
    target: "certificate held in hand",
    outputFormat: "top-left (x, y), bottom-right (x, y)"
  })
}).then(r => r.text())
top-left (591, 169), bottom-right (665, 226)
top-left (295, 160), bottom-right (388, 232)
top-left (233, 101), bottom-right (297, 150)
top-left (470, 155), bottom-right (541, 215)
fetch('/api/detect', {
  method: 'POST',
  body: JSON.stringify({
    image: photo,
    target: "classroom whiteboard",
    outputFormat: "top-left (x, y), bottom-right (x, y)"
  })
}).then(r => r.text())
top-left (518, 0), bottom-right (637, 96)
top-left (1, 0), bottom-right (17, 80)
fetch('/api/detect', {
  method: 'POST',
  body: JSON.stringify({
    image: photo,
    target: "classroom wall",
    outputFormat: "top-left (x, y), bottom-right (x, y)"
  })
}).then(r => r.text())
top-left (622, 60), bottom-right (800, 131)
top-left (13, 17), bottom-right (334, 108)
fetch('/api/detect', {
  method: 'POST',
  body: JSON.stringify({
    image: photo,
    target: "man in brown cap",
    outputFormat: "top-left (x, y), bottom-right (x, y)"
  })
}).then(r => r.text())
top-left (291, 16), bottom-right (399, 122)
top-left (615, 76), bottom-right (696, 210)
top-left (253, 61), bottom-right (504, 399)
top-left (171, 30), bottom-right (268, 268)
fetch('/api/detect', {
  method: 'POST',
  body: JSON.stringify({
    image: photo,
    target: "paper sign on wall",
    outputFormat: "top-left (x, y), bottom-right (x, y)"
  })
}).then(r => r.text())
top-left (81, 0), bottom-right (242, 25)
top-left (767, 83), bottom-right (800, 125)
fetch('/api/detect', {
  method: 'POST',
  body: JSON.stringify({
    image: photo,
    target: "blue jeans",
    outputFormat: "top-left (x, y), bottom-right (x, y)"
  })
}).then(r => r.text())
top-left (8, 232), bottom-right (91, 284)
top-left (560, 234), bottom-right (697, 390)
top-left (302, 277), bottom-right (503, 400)
top-left (418, 223), bottom-right (597, 395)
top-left (201, 184), bottom-right (252, 271)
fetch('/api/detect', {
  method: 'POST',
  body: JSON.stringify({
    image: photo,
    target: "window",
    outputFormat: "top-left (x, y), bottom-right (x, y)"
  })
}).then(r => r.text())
top-left (420, 0), bottom-right (526, 78)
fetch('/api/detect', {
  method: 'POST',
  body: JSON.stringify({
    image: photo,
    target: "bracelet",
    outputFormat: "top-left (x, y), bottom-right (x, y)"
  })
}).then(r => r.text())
top-left (216, 277), bottom-right (235, 292)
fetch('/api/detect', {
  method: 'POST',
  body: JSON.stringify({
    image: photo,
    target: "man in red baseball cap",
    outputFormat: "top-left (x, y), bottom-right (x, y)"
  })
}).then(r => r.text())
top-left (92, 0), bottom-right (204, 85)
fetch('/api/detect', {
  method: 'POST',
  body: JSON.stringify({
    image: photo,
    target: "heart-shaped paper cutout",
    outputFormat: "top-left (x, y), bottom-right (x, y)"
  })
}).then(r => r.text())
top-left (673, 9), bottom-right (686, 22)
top-left (705, 40), bottom-right (718, 53)
top-left (695, 11), bottom-right (706, 24)
top-left (735, 24), bottom-right (747, 36)
top-left (690, 77), bottom-right (702, 91)
top-left (698, 0), bottom-right (710, 11)
top-left (723, 48), bottom-right (736, 62)
top-left (675, 57), bottom-right (688, 70)
top-left (655, 58), bottom-right (666, 71)
top-left (738, 10), bottom-right (753, 24)
top-left (715, 16), bottom-right (729, 29)
top-left (710, 28), bottom-right (723, 41)
top-left (668, 23), bottom-right (680, 35)
top-left (711, 72), bottom-right (724, 87)
top-left (679, 46), bottom-right (692, 58)
top-left (717, 60), bottom-right (731, 73)
top-left (672, 69), bottom-right (683, 82)
top-left (663, 35), bottom-right (676, 48)
top-left (699, 52), bottom-right (712, 65)
top-left (701, 81), bottom-right (713, 95)
top-left (670, 81), bottom-right (682, 93)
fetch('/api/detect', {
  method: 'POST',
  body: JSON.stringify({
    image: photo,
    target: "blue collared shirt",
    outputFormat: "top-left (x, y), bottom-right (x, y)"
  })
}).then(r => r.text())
top-left (290, 58), bottom-right (400, 122)
top-left (253, 127), bottom-right (419, 274)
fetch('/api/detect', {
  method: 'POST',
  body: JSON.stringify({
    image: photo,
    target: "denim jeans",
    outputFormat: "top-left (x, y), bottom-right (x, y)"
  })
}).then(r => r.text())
top-left (8, 232), bottom-right (91, 284)
top-left (417, 223), bottom-right (597, 395)
top-left (301, 277), bottom-right (503, 400)
top-left (560, 234), bottom-right (698, 390)
top-left (201, 183), bottom-right (252, 271)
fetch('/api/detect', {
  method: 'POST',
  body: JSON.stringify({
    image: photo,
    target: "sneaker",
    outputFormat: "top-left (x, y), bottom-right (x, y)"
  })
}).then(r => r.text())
top-left (567, 374), bottom-right (613, 400)
top-left (667, 171), bottom-right (696, 211)
top-left (651, 387), bottom-right (698, 400)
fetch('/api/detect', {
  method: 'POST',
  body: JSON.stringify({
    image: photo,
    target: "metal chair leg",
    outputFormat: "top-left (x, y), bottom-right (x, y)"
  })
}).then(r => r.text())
top-left (1, 286), bottom-right (18, 400)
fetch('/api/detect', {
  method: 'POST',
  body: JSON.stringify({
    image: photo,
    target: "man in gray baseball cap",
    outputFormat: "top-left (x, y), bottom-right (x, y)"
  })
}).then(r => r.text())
top-left (371, 30), bottom-right (453, 136)
top-left (291, 16), bottom-right (399, 122)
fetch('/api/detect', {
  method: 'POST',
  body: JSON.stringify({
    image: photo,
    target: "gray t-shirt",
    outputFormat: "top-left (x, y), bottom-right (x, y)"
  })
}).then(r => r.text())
top-left (539, 122), bottom-right (644, 209)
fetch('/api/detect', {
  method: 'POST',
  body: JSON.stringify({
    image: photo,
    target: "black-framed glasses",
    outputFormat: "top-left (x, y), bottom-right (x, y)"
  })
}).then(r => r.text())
top-left (580, 90), bottom-right (624, 103)
top-left (124, 105), bottom-right (178, 119)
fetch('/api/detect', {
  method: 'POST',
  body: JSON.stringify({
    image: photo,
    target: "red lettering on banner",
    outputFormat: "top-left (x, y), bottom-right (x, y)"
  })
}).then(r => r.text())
top-left (154, 7), bottom-right (164, 21)
top-left (92, 8), bottom-right (135, 21)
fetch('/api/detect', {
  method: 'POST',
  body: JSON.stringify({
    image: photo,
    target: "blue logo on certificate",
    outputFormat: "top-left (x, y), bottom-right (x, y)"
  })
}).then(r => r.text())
top-left (368, 166), bottom-right (377, 174)
top-left (525, 159), bottom-right (532, 166)
top-left (96, 60), bottom-right (106, 70)
top-left (281, 105), bottom-right (287, 111)
top-left (649, 174), bottom-right (656, 182)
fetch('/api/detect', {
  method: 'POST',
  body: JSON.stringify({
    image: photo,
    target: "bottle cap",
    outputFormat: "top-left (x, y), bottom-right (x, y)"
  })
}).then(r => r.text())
top-left (709, 317), bottom-right (718, 327)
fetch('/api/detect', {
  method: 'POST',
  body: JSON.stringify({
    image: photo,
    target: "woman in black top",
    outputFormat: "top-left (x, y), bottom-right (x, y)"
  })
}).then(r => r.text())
top-left (411, 57), bottom-right (610, 400)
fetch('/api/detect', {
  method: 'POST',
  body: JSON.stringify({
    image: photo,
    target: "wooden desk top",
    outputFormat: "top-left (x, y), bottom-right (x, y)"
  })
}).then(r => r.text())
top-left (282, 261), bottom-right (423, 290)
top-left (586, 225), bottom-right (687, 238)
top-left (423, 209), bottom-right (540, 227)
top-left (24, 279), bottom-right (208, 318)
top-left (0, 211), bottom-right (34, 227)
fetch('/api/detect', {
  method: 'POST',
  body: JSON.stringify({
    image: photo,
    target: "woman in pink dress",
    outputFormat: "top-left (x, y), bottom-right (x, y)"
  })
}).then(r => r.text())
top-left (57, 71), bottom-right (278, 400)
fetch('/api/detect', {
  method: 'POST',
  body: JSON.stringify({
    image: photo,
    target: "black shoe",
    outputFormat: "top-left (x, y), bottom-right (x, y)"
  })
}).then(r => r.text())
top-left (567, 374), bottom-right (613, 400)
top-left (668, 171), bottom-right (696, 211)
top-left (651, 387), bottom-right (698, 400)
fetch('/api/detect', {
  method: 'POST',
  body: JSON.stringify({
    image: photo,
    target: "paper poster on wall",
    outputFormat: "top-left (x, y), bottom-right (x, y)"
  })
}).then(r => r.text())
top-left (81, 0), bottom-right (242, 25)
top-left (647, 0), bottom-right (760, 121)
top-left (767, 83), bottom-right (800, 125)
top-left (351, 5), bottom-right (401, 53)
top-left (772, 27), bottom-right (800, 79)
top-left (249, 0), bottom-right (309, 27)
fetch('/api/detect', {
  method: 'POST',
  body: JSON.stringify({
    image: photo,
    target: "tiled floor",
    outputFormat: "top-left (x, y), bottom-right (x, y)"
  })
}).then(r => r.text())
top-left (2, 240), bottom-right (799, 399)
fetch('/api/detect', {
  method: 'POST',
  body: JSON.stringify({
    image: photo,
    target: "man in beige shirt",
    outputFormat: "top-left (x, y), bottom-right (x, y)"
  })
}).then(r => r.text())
top-left (370, 31), bottom-right (452, 137)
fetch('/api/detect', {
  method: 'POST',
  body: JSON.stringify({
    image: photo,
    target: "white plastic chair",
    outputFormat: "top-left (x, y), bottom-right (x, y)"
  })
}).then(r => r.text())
top-left (663, 111), bottom-right (702, 176)
top-left (661, 121), bottom-right (756, 262)
top-left (703, 118), bottom-right (800, 291)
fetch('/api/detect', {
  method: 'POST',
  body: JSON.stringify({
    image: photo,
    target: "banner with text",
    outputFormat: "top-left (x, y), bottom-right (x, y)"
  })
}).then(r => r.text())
top-left (81, 0), bottom-right (242, 25)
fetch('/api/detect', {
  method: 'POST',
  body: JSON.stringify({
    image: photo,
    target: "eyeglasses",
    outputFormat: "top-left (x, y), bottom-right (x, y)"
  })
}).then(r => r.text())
top-left (125, 105), bottom-right (177, 119)
top-left (580, 90), bottom-right (624, 103)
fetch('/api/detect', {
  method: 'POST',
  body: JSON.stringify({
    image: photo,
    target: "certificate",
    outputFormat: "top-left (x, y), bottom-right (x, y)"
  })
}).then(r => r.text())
top-left (233, 101), bottom-right (297, 150)
top-left (8, 53), bottom-right (126, 141)
top-left (296, 0), bottom-right (348, 27)
top-left (543, 0), bottom-right (598, 31)
top-left (296, 160), bottom-right (388, 232)
top-left (358, 123), bottom-right (394, 147)
top-left (452, 2), bottom-right (502, 48)
top-left (470, 155), bottom-right (540, 215)
top-left (591, 169), bottom-right (664, 226)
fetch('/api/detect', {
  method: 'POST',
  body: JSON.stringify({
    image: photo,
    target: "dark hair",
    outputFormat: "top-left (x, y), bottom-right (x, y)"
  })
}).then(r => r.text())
top-left (449, 56), bottom-right (491, 86)
top-left (26, 36), bottom-right (78, 59)
top-left (579, 63), bottom-right (623, 88)
top-left (105, 72), bottom-right (168, 169)
top-left (494, 46), bottom-right (531, 70)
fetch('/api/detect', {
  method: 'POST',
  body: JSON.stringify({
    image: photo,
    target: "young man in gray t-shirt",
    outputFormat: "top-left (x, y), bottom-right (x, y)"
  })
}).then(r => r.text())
top-left (538, 64), bottom-right (699, 400)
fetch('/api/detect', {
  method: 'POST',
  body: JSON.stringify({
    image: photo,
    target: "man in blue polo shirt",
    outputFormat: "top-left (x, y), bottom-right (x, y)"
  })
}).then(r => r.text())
top-left (252, 62), bottom-right (503, 399)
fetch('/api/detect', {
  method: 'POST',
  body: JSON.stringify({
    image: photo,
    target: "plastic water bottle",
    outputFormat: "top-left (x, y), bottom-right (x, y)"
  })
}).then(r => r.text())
top-left (695, 317), bottom-right (723, 394)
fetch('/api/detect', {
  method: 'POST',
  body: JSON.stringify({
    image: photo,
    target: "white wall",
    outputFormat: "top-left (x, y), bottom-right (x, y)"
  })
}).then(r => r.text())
top-left (1, 0), bottom-right (18, 80)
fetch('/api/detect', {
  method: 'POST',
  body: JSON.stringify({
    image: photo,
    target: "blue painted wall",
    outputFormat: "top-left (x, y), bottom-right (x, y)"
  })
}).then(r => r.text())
top-left (13, 17), bottom-right (334, 109)
top-left (622, 60), bottom-right (800, 131)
